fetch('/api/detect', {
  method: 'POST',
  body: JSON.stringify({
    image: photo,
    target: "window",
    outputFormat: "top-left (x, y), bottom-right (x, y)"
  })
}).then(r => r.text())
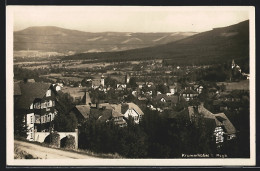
top-left (41, 102), bottom-right (46, 109)
top-left (46, 90), bottom-right (51, 97)
top-left (47, 100), bottom-right (52, 107)
top-left (30, 116), bottom-right (33, 124)
top-left (35, 102), bottom-right (41, 109)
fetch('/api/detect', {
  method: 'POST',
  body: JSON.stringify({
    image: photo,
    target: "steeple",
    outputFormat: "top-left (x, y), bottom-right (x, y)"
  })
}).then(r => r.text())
top-left (101, 74), bottom-right (105, 87)
top-left (126, 73), bottom-right (130, 84)
top-left (231, 59), bottom-right (235, 69)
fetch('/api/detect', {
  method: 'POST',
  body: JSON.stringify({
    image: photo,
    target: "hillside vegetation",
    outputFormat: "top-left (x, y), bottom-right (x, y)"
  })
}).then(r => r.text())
top-left (14, 26), bottom-right (196, 53)
top-left (63, 20), bottom-right (249, 65)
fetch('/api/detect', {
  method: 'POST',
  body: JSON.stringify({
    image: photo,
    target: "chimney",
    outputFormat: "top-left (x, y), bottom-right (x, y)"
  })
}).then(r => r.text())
top-left (85, 91), bottom-right (91, 106)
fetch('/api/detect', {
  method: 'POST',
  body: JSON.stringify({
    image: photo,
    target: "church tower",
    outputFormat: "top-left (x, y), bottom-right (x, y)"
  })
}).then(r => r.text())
top-left (101, 74), bottom-right (105, 87)
top-left (126, 73), bottom-right (130, 84)
top-left (231, 59), bottom-right (236, 69)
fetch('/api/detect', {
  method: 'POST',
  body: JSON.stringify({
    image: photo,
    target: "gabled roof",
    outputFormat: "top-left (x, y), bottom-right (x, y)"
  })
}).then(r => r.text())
top-left (16, 82), bottom-right (52, 109)
top-left (197, 105), bottom-right (236, 134)
top-left (75, 105), bottom-right (90, 119)
top-left (126, 103), bottom-right (144, 115)
top-left (214, 113), bottom-right (236, 134)
top-left (90, 108), bottom-right (111, 120)
top-left (96, 109), bottom-right (113, 122)
top-left (14, 82), bottom-right (21, 96)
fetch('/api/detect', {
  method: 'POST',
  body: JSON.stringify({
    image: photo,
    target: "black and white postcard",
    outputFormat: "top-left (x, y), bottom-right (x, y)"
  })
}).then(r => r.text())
top-left (6, 6), bottom-right (256, 166)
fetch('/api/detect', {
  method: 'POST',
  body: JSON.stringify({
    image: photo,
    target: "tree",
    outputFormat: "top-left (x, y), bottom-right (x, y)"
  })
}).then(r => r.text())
top-left (128, 77), bottom-right (137, 88)
top-left (53, 92), bottom-right (77, 132)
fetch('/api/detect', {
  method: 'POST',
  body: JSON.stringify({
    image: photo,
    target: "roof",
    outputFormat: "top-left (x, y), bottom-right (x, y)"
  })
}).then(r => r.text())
top-left (136, 82), bottom-right (145, 85)
top-left (112, 110), bottom-right (124, 118)
top-left (75, 105), bottom-right (90, 119)
top-left (27, 79), bottom-right (35, 83)
top-left (110, 104), bottom-right (122, 113)
top-left (98, 103), bottom-right (113, 110)
top-left (92, 79), bottom-right (101, 86)
top-left (155, 94), bottom-right (179, 103)
top-left (14, 82), bottom-right (21, 96)
top-left (16, 82), bottom-right (52, 109)
top-left (126, 103), bottom-right (144, 115)
top-left (180, 89), bottom-right (198, 94)
top-left (197, 105), bottom-right (236, 134)
top-left (214, 113), bottom-right (236, 134)
top-left (96, 109), bottom-right (113, 122)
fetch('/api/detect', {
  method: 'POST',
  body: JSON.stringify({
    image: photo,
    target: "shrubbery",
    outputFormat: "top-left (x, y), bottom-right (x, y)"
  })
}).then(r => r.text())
top-left (44, 132), bottom-right (60, 148)
top-left (61, 135), bottom-right (76, 149)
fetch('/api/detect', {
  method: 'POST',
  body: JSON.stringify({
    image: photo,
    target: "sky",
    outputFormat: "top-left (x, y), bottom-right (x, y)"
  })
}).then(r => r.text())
top-left (9, 6), bottom-right (251, 33)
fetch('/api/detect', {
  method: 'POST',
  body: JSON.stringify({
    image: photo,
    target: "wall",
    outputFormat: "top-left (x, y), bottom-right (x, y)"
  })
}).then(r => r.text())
top-left (34, 129), bottom-right (78, 149)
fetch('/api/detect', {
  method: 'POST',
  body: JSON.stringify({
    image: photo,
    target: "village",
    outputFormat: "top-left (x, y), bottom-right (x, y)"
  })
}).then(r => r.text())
top-left (13, 56), bottom-right (250, 158)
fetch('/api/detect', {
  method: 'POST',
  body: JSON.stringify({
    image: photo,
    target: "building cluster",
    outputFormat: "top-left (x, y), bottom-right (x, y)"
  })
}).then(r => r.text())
top-left (14, 60), bottom-right (247, 146)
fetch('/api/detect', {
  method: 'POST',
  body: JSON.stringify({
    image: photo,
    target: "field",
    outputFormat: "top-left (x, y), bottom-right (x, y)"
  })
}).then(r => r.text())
top-left (61, 86), bottom-right (86, 101)
top-left (217, 80), bottom-right (249, 91)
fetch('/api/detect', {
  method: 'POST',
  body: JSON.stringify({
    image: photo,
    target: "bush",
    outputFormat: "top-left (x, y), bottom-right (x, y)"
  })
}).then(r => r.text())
top-left (44, 132), bottom-right (60, 148)
top-left (61, 135), bottom-right (76, 149)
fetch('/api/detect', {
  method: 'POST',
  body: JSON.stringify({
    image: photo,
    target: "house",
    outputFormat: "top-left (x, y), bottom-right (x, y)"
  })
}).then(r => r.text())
top-left (92, 75), bottom-right (105, 89)
top-left (155, 94), bottom-right (179, 105)
top-left (70, 105), bottom-right (90, 125)
top-left (169, 83), bottom-right (180, 95)
top-left (14, 82), bottom-right (58, 141)
top-left (179, 88), bottom-right (198, 101)
top-left (111, 110), bottom-right (127, 127)
top-left (146, 82), bottom-right (154, 88)
top-left (136, 82), bottom-right (145, 89)
top-left (188, 104), bottom-right (236, 143)
top-left (94, 103), bottom-right (127, 127)
top-left (121, 103), bottom-right (144, 124)
top-left (194, 85), bottom-right (203, 94)
top-left (116, 84), bottom-right (127, 90)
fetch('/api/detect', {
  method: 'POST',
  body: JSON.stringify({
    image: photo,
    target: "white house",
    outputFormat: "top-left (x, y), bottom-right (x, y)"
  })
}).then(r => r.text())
top-left (122, 103), bottom-right (144, 124)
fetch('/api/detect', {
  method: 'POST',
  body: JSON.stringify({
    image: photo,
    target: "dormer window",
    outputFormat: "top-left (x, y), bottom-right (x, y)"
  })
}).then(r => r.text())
top-left (46, 90), bottom-right (51, 97)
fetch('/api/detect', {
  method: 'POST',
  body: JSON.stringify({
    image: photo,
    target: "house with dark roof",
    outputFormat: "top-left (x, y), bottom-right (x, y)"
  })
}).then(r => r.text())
top-left (188, 104), bottom-right (236, 144)
top-left (179, 87), bottom-right (198, 101)
top-left (14, 82), bottom-right (58, 141)
top-left (169, 83), bottom-right (180, 95)
top-left (194, 85), bottom-right (203, 94)
top-left (154, 94), bottom-right (179, 108)
top-left (71, 100), bottom-right (127, 127)
top-left (91, 74), bottom-right (105, 90)
top-left (70, 105), bottom-right (91, 124)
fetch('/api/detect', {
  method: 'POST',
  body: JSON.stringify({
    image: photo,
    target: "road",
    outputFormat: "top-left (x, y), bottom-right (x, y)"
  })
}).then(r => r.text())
top-left (15, 140), bottom-right (99, 159)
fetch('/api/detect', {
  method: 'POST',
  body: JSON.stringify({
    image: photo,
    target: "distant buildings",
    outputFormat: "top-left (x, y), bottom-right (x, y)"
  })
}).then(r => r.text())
top-left (70, 92), bottom-right (144, 127)
top-left (179, 87), bottom-right (199, 101)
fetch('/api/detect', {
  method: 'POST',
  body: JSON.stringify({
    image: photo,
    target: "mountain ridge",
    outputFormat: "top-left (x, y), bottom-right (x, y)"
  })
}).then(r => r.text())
top-left (62, 20), bottom-right (249, 65)
top-left (14, 26), bottom-right (197, 53)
